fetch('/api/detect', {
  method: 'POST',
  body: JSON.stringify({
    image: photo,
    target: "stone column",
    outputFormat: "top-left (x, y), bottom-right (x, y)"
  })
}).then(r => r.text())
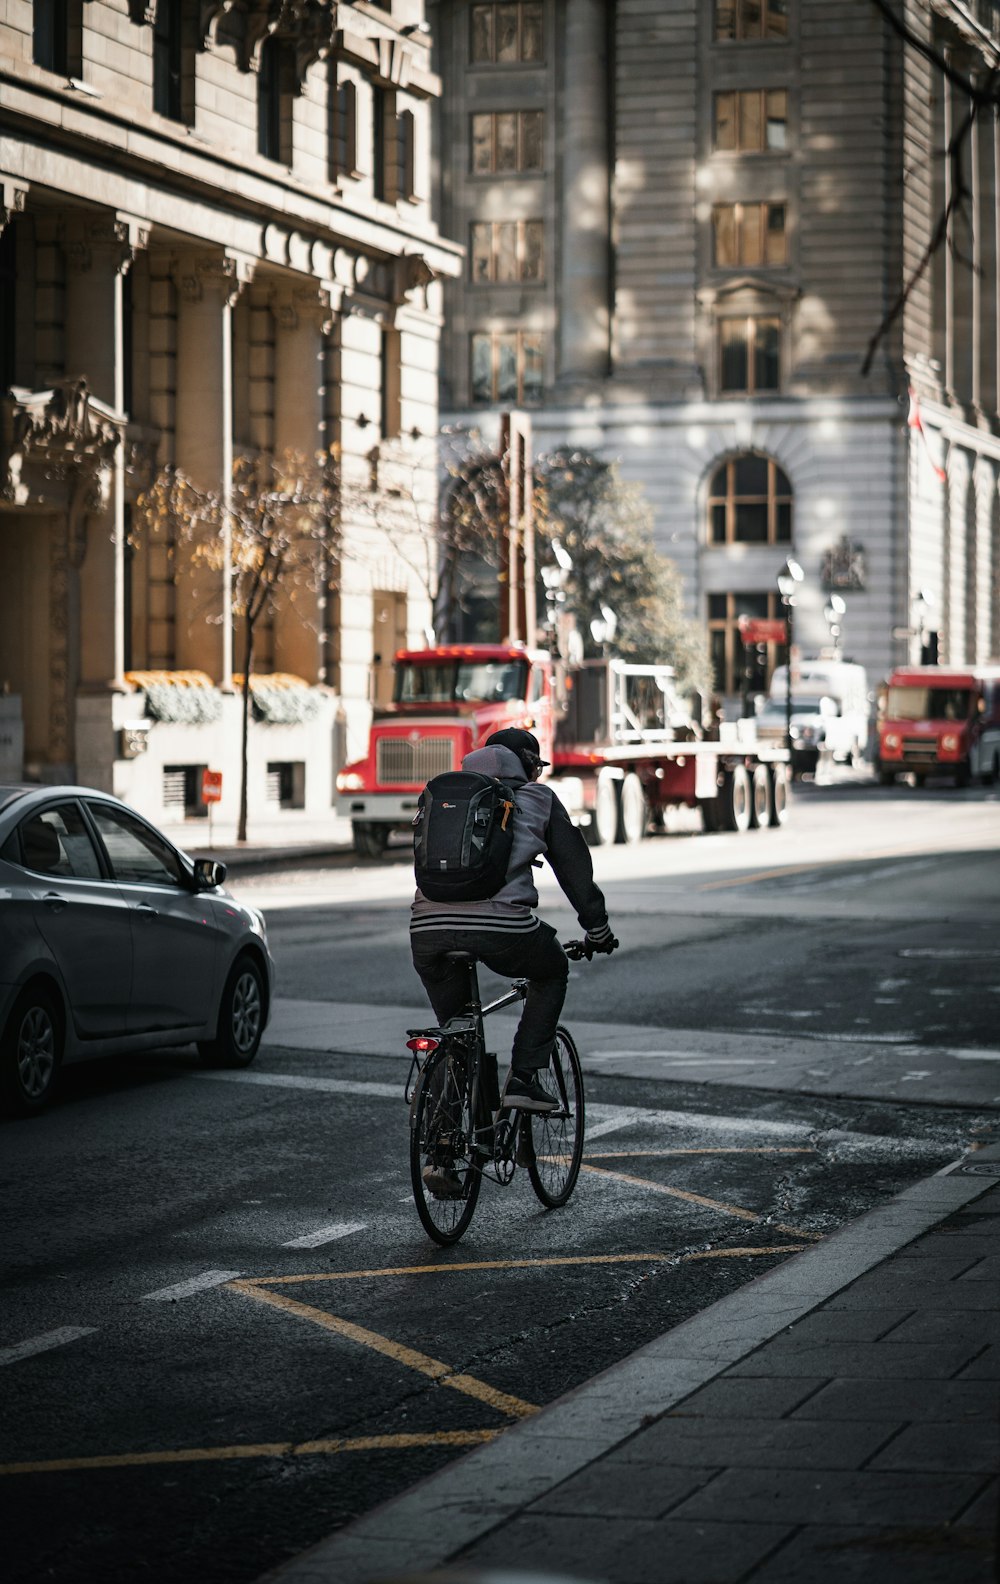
top-left (271, 283), bottom-right (332, 683)
top-left (63, 213), bottom-right (146, 693)
top-left (557, 0), bottom-right (611, 384)
top-left (172, 252), bottom-right (251, 683)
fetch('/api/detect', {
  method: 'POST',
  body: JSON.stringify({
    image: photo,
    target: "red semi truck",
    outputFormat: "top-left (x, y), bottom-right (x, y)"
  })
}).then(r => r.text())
top-left (876, 665), bottom-right (1000, 787)
top-left (335, 643), bottom-right (790, 856)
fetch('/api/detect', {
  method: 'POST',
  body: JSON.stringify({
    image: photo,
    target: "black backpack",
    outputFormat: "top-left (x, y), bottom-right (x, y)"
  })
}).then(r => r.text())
top-left (413, 770), bottom-right (518, 902)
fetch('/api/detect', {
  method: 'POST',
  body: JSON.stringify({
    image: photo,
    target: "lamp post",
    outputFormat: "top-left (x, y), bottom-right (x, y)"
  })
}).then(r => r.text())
top-left (589, 602), bottom-right (618, 658)
top-left (540, 538), bottom-right (573, 652)
top-left (776, 557), bottom-right (804, 755)
top-left (823, 593), bottom-right (846, 659)
top-left (913, 589), bottom-right (936, 664)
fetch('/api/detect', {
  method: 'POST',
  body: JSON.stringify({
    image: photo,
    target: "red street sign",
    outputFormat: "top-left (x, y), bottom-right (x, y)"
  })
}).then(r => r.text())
top-left (201, 769), bottom-right (223, 805)
top-left (737, 616), bottom-right (788, 645)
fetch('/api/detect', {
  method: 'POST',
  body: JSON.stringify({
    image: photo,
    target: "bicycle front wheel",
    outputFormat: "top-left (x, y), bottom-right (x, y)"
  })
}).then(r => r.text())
top-left (409, 1043), bottom-right (482, 1245)
top-left (526, 1026), bottom-right (585, 1208)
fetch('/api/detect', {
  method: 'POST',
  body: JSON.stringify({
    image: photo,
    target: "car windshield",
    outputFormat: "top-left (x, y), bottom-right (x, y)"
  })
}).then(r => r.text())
top-left (395, 659), bottom-right (528, 704)
top-left (761, 697), bottom-right (826, 717)
top-left (887, 686), bottom-right (972, 721)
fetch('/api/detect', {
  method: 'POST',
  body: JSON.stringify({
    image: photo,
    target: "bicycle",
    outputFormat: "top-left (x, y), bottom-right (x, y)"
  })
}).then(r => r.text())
top-left (404, 942), bottom-right (589, 1246)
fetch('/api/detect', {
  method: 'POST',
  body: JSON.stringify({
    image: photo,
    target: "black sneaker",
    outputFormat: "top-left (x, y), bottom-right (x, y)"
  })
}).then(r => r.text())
top-left (422, 1163), bottom-right (465, 1199)
top-left (501, 1072), bottom-right (559, 1113)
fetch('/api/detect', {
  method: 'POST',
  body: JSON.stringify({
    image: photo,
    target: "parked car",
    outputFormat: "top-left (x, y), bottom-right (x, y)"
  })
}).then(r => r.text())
top-left (0, 785), bottom-right (273, 1115)
top-left (754, 694), bottom-right (847, 777)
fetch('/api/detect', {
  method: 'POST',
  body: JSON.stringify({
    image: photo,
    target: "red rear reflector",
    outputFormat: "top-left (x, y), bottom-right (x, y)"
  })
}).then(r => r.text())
top-left (406, 1037), bottom-right (439, 1054)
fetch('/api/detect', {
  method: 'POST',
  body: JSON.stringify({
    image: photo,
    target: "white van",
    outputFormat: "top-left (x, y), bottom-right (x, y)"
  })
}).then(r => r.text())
top-left (766, 660), bottom-right (870, 768)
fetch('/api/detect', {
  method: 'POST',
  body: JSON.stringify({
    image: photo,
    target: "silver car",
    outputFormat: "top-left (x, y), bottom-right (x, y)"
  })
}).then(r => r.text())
top-left (0, 785), bottom-right (273, 1116)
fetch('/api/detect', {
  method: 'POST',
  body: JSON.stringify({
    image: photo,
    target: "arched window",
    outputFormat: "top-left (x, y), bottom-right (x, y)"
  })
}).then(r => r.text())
top-left (707, 452), bottom-right (792, 546)
top-left (328, 74), bottom-right (357, 180)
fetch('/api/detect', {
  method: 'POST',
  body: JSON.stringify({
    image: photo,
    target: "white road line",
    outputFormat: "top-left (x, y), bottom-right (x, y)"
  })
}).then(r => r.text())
top-left (282, 1221), bottom-right (367, 1249)
top-left (141, 1270), bottom-right (242, 1302)
top-left (0, 1326), bottom-right (98, 1367)
top-left (197, 1071), bottom-right (400, 1098)
top-left (591, 1052), bottom-right (778, 1067)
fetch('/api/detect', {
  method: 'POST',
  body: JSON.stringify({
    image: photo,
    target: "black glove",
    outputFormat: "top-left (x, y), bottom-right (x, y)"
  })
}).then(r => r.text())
top-left (585, 923), bottom-right (619, 956)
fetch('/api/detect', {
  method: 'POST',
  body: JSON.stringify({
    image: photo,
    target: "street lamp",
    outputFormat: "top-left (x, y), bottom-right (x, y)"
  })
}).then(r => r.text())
top-left (823, 593), bottom-right (846, 659)
top-left (540, 539), bottom-right (573, 651)
top-left (913, 588), bottom-right (936, 664)
top-left (776, 557), bottom-right (804, 755)
top-left (589, 603), bottom-right (618, 657)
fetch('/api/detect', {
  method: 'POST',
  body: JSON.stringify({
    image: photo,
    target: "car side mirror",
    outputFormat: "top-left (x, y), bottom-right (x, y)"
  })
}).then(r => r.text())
top-left (193, 857), bottom-right (227, 890)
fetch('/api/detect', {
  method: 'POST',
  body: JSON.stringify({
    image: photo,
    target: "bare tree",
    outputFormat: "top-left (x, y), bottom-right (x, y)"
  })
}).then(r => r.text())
top-left (864, 0), bottom-right (999, 374)
top-left (137, 450), bottom-right (341, 842)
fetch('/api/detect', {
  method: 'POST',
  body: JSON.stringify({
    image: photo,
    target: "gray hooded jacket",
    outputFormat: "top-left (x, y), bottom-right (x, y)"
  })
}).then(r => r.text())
top-left (410, 743), bottom-right (609, 937)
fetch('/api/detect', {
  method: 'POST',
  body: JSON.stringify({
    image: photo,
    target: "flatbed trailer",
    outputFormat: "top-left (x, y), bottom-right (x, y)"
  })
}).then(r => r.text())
top-left (335, 648), bottom-right (790, 855)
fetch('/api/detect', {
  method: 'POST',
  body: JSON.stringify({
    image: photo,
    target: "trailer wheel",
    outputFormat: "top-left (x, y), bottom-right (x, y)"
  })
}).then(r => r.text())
top-left (720, 765), bottom-right (752, 832)
top-left (352, 821), bottom-right (390, 859)
top-left (750, 764), bottom-right (773, 828)
top-left (620, 773), bottom-right (647, 844)
top-left (768, 764), bottom-right (789, 827)
top-left (592, 770), bottom-right (622, 846)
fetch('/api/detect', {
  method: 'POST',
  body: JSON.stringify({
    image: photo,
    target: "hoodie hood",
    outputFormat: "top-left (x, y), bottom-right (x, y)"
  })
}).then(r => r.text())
top-left (462, 744), bottom-right (527, 785)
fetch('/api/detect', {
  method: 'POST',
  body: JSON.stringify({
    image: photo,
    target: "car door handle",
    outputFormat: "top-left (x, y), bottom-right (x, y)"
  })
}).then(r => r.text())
top-left (43, 892), bottom-right (68, 913)
top-left (135, 902), bottom-right (159, 920)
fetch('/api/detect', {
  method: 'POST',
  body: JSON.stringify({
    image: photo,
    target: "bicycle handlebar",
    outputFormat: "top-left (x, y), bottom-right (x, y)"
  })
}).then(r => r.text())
top-left (563, 939), bottom-right (593, 961)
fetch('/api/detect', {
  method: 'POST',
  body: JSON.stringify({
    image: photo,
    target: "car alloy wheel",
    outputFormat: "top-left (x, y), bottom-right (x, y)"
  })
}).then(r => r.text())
top-left (230, 967), bottom-right (262, 1055)
top-left (18, 1004), bottom-right (57, 1100)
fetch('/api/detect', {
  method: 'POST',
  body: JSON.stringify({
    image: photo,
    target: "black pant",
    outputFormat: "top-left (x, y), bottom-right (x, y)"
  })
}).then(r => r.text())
top-left (410, 921), bottom-right (569, 1071)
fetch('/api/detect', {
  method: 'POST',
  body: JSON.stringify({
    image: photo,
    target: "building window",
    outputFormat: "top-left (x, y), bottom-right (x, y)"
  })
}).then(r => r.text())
top-left (471, 110), bottom-right (544, 174)
top-left (258, 36), bottom-right (294, 163)
top-left (373, 85), bottom-right (387, 198)
top-left (708, 454), bottom-right (792, 545)
top-left (329, 77), bottom-right (357, 179)
top-left (714, 89), bottom-right (787, 152)
top-left (713, 202), bottom-right (786, 266)
top-left (33, 0), bottom-right (78, 74)
top-left (153, 0), bottom-right (194, 123)
top-left (715, 0), bottom-right (788, 40)
top-left (719, 315), bottom-right (781, 393)
top-left (708, 591), bottom-right (781, 696)
top-left (395, 108), bottom-right (415, 201)
top-left (471, 2), bottom-right (544, 63)
top-left (471, 330), bottom-right (543, 404)
top-left (470, 220), bottom-right (544, 283)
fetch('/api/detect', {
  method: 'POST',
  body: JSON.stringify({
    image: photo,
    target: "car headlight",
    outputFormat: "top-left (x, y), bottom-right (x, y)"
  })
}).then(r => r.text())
top-left (942, 733), bottom-right (959, 752)
top-left (885, 733), bottom-right (900, 750)
top-left (336, 770), bottom-right (365, 792)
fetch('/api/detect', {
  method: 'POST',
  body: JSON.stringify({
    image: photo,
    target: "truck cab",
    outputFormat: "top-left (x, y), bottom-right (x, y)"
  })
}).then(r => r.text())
top-left (877, 666), bottom-right (1000, 787)
top-left (335, 644), bottom-right (555, 856)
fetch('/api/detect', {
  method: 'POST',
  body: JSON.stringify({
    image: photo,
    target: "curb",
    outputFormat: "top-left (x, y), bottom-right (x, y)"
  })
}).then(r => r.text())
top-left (257, 1150), bottom-right (999, 1584)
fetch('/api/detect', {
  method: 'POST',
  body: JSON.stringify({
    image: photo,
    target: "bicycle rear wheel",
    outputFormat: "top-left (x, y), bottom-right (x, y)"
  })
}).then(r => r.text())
top-left (409, 1043), bottom-right (482, 1245)
top-left (525, 1026), bottom-right (585, 1208)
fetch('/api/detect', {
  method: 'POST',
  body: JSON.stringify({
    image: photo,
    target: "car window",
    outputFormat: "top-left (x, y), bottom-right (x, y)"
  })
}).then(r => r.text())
top-left (87, 802), bottom-right (186, 888)
top-left (18, 804), bottom-right (103, 880)
top-left (0, 829), bottom-right (18, 864)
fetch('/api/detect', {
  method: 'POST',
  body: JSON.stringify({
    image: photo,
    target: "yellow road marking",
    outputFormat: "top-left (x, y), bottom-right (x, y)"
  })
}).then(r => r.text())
top-left (578, 1163), bottom-right (821, 1241)
top-left (0, 1429), bottom-right (496, 1478)
top-left (228, 1282), bottom-right (537, 1420)
top-left (237, 1248), bottom-right (794, 1288)
top-left (584, 1148), bottom-right (816, 1158)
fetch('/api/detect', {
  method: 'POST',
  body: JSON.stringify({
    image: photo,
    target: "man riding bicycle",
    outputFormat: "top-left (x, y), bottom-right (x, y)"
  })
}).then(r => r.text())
top-left (410, 727), bottom-right (619, 1114)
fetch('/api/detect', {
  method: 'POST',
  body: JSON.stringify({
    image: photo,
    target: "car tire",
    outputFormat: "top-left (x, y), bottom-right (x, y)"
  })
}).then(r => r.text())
top-left (353, 821), bottom-right (390, 860)
top-left (1, 985), bottom-right (63, 1117)
top-left (198, 954), bottom-right (266, 1069)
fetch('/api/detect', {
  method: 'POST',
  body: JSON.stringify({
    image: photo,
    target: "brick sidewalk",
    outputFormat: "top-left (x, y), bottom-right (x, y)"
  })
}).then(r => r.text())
top-left (262, 1156), bottom-right (1000, 1584)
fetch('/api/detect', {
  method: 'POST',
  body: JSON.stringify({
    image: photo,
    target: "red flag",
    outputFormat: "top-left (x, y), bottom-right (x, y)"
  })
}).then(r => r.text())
top-left (907, 388), bottom-right (947, 482)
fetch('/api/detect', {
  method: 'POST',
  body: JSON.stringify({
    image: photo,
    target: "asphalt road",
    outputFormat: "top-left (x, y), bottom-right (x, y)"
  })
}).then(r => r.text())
top-left (2, 772), bottom-right (998, 1584)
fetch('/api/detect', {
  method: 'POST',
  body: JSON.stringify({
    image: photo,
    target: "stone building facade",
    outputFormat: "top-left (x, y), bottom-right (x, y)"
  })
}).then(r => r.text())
top-left (0, 0), bottom-right (460, 827)
top-left (432, 0), bottom-right (1000, 703)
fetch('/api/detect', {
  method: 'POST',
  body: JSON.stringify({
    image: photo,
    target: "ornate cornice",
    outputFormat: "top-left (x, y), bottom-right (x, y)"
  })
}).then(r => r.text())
top-left (1, 380), bottom-right (125, 510)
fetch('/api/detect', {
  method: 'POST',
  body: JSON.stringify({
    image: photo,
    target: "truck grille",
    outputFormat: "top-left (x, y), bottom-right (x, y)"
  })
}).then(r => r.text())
top-left (377, 736), bottom-right (454, 783)
top-left (902, 736), bottom-right (938, 761)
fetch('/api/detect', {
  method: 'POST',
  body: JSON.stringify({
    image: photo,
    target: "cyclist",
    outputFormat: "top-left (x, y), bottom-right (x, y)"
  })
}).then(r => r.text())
top-left (410, 727), bottom-right (619, 1115)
